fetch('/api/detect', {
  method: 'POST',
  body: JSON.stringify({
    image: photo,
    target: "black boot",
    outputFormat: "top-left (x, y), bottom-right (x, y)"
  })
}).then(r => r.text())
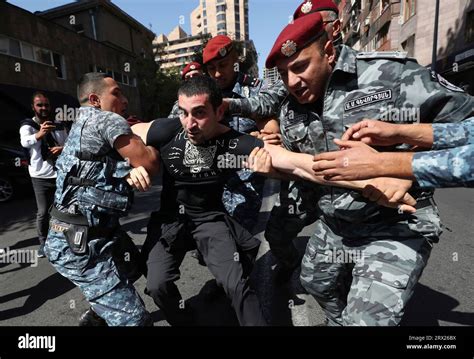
top-left (78, 307), bottom-right (108, 326)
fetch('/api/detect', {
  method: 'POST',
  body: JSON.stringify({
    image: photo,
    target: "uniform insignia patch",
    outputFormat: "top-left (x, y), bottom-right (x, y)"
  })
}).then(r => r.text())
top-left (344, 90), bottom-right (392, 111)
top-left (281, 40), bottom-right (298, 57)
top-left (219, 47), bottom-right (227, 57)
top-left (301, 1), bottom-right (313, 14)
top-left (431, 71), bottom-right (465, 93)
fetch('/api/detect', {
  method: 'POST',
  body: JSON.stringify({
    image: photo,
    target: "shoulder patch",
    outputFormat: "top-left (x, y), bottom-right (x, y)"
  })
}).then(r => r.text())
top-left (430, 71), bottom-right (465, 93)
top-left (356, 51), bottom-right (408, 61)
top-left (241, 74), bottom-right (261, 88)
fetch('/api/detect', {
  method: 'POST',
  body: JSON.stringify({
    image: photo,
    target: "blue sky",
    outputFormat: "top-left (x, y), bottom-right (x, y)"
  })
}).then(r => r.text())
top-left (8, 0), bottom-right (301, 76)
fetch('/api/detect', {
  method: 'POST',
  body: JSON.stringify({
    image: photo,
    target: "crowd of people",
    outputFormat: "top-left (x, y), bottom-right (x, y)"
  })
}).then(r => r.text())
top-left (20, 0), bottom-right (473, 326)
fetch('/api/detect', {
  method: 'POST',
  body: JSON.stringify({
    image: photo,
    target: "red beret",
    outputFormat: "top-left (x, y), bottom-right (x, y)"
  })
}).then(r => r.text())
top-left (181, 62), bottom-right (202, 80)
top-left (293, 0), bottom-right (339, 20)
top-left (266, 12), bottom-right (325, 69)
top-left (203, 35), bottom-right (233, 64)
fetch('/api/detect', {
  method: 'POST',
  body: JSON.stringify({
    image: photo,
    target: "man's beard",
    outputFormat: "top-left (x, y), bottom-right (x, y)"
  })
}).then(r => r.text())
top-left (36, 111), bottom-right (50, 122)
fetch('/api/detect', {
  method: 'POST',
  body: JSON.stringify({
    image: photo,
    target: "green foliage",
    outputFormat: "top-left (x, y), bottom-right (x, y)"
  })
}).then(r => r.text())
top-left (135, 55), bottom-right (160, 120)
top-left (155, 69), bottom-right (181, 117)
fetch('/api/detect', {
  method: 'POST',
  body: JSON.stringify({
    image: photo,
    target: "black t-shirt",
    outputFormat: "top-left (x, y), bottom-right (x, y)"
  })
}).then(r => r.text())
top-left (147, 118), bottom-right (263, 215)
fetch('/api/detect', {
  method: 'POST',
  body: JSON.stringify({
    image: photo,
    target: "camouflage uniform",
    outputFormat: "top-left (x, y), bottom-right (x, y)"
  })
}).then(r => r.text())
top-left (168, 100), bottom-right (180, 118)
top-left (279, 45), bottom-right (474, 326)
top-left (413, 118), bottom-right (474, 188)
top-left (44, 107), bottom-right (151, 326)
top-left (221, 72), bottom-right (267, 232)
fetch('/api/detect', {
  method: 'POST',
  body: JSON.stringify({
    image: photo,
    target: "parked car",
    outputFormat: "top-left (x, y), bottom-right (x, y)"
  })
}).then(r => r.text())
top-left (0, 144), bottom-right (31, 202)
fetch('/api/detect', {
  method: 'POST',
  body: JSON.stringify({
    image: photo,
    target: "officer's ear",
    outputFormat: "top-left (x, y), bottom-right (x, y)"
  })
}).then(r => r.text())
top-left (324, 40), bottom-right (336, 66)
top-left (88, 93), bottom-right (101, 109)
top-left (332, 19), bottom-right (341, 39)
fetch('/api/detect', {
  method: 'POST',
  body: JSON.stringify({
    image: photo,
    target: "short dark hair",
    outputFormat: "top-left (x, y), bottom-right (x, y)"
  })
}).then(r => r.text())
top-left (313, 30), bottom-right (330, 55)
top-left (177, 76), bottom-right (222, 110)
top-left (31, 91), bottom-right (49, 104)
top-left (77, 72), bottom-right (111, 104)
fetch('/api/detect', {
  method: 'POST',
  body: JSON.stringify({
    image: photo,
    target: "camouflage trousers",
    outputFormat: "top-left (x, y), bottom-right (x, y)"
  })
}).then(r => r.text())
top-left (300, 205), bottom-right (441, 326)
top-left (223, 168), bottom-right (265, 234)
top-left (45, 219), bottom-right (151, 326)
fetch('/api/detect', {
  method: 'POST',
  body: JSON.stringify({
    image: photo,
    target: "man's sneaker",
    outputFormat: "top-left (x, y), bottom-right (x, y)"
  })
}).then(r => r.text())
top-left (78, 307), bottom-right (108, 326)
top-left (37, 244), bottom-right (45, 258)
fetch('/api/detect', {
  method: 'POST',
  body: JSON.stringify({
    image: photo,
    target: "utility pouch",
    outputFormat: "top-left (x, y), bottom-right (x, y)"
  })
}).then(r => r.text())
top-left (64, 224), bottom-right (89, 255)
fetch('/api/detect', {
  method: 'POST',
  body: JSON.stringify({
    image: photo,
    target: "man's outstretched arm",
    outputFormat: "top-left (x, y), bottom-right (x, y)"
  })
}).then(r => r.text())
top-left (248, 145), bottom-right (417, 213)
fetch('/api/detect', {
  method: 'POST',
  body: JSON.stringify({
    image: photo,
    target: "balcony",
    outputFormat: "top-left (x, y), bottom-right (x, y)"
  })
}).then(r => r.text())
top-left (368, 2), bottom-right (392, 39)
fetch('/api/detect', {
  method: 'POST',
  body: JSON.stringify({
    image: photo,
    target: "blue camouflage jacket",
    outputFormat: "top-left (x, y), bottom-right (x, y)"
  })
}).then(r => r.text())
top-left (54, 107), bottom-right (134, 227)
top-left (413, 118), bottom-right (474, 188)
top-left (279, 45), bottom-right (474, 223)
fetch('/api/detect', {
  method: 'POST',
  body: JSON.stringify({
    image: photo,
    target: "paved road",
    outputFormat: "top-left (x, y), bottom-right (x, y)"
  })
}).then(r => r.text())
top-left (0, 179), bottom-right (472, 326)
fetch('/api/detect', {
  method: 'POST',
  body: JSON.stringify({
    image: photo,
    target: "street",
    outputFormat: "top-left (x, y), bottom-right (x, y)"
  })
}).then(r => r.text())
top-left (0, 179), bottom-right (473, 326)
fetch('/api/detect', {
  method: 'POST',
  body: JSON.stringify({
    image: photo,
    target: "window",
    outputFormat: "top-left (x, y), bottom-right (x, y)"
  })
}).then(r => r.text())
top-left (403, 0), bottom-right (416, 22)
top-left (52, 52), bottom-right (65, 79)
top-left (216, 5), bottom-right (226, 13)
top-left (402, 35), bottom-right (415, 57)
top-left (217, 22), bottom-right (227, 31)
top-left (9, 39), bottom-right (21, 57)
top-left (217, 14), bottom-right (226, 21)
top-left (0, 36), bottom-right (8, 54)
top-left (21, 43), bottom-right (34, 61)
top-left (465, 10), bottom-right (474, 44)
top-left (35, 47), bottom-right (52, 65)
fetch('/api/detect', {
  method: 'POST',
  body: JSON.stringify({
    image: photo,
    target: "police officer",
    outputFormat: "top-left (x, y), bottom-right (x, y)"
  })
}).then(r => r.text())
top-left (44, 72), bottom-right (160, 326)
top-left (312, 118), bottom-right (474, 188)
top-left (225, 0), bottom-right (345, 282)
top-left (265, 11), bottom-right (474, 326)
top-left (203, 35), bottom-right (274, 233)
top-left (224, 0), bottom-right (342, 120)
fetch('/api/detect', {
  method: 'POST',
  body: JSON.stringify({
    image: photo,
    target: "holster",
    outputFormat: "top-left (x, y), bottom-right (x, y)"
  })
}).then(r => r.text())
top-left (64, 224), bottom-right (89, 255)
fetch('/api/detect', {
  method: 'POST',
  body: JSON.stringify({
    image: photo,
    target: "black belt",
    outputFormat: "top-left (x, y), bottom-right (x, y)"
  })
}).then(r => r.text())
top-left (50, 206), bottom-right (116, 238)
top-left (51, 206), bottom-right (88, 225)
top-left (363, 198), bottom-right (433, 224)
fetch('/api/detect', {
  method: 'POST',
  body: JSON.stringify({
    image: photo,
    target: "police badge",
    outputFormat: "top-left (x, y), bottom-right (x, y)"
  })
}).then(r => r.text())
top-left (281, 40), bottom-right (297, 57)
top-left (301, 1), bottom-right (313, 14)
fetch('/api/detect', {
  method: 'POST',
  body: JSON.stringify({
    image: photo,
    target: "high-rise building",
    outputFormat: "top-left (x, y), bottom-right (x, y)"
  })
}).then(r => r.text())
top-left (153, 27), bottom-right (210, 71)
top-left (191, 0), bottom-right (249, 41)
top-left (263, 67), bottom-right (280, 85)
top-left (155, 0), bottom-right (252, 73)
top-left (339, 0), bottom-right (474, 94)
